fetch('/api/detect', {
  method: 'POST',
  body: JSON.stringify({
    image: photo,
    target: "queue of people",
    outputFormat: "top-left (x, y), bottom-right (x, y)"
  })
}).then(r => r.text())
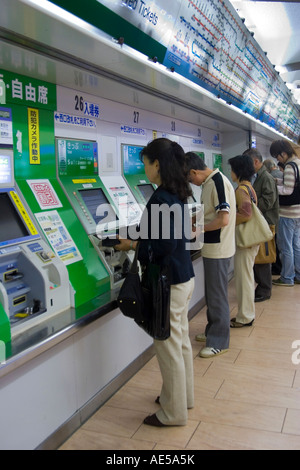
top-left (116, 136), bottom-right (300, 427)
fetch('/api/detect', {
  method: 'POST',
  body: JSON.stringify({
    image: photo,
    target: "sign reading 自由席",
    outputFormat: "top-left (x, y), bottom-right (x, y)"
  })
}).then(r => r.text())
top-left (0, 70), bottom-right (56, 110)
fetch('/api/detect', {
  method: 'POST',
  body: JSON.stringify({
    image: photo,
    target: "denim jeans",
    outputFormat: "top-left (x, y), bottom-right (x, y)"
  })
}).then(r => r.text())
top-left (277, 217), bottom-right (300, 284)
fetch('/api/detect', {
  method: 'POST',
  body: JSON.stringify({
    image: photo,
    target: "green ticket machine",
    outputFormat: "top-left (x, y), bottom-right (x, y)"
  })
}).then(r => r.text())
top-left (56, 138), bottom-right (132, 292)
top-left (0, 150), bottom-right (72, 350)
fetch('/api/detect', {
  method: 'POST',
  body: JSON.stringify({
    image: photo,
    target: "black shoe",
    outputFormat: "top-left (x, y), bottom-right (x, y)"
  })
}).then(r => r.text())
top-left (255, 295), bottom-right (271, 302)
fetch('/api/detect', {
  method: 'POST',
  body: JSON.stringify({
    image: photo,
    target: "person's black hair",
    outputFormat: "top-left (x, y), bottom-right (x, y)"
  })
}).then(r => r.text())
top-left (228, 154), bottom-right (255, 182)
top-left (140, 138), bottom-right (192, 201)
top-left (185, 151), bottom-right (207, 171)
top-left (243, 148), bottom-right (263, 162)
top-left (277, 161), bottom-right (285, 170)
top-left (269, 140), bottom-right (296, 159)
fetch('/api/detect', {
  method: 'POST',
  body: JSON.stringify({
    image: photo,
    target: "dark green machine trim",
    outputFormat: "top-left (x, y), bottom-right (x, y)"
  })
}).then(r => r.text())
top-left (49, 0), bottom-right (167, 63)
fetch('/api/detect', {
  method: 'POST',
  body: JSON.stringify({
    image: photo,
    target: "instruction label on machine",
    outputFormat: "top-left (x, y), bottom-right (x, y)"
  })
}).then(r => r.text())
top-left (28, 108), bottom-right (41, 164)
top-left (27, 179), bottom-right (63, 210)
top-left (35, 210), bottom-right (82, 265)
top-left (9, 191), bottom-right (38, 236)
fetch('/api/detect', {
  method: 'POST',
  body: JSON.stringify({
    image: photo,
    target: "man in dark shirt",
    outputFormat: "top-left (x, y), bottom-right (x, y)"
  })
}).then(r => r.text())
top-left (243, 149), bottom-right (279, 301)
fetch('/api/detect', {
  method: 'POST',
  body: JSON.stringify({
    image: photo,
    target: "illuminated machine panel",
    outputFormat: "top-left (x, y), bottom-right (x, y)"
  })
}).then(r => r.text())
top-left (0, 154), bottom-right (13, 187)
top-left (122, 144), bottom-right (144, 176)
top-left (78, 188), bottom-right (118, 226)
top-left (137, 184), bottom-right (155, 203)
top-left (121, 143), bottom-right (156, 206)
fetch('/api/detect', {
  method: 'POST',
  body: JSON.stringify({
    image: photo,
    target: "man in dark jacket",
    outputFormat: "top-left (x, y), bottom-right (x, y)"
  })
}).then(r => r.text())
top-left (243, 148), bottom-right (279, 301)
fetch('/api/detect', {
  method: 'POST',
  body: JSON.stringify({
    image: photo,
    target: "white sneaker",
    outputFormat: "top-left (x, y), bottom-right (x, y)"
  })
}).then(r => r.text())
top-left (199, 347), bottom-right (228, 358)
top-left (195, 333), bottom-right (206, 342)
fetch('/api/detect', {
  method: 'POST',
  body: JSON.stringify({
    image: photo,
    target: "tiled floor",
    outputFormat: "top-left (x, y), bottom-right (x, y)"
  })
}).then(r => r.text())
top-left (60, 279), bottom-right (300, 450)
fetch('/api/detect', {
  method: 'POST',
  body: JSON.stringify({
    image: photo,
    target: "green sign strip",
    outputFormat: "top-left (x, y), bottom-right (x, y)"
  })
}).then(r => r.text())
top-left (0, 69), bottom-right (56, 111)
top-left (49, 0), bottom-right (166, 62)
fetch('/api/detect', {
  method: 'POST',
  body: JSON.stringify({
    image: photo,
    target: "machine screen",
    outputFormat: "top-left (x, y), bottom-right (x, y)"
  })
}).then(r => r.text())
top-left (0, 192), bottom-right (30, 245)
top-left (79, 188), bottom-right (118, 225)
top-left (137, 184), bottom-right (155, 202)
top-left (121, 144), bottom-right (144, 175)
top-left (0, 154), bottom-right (13, 187)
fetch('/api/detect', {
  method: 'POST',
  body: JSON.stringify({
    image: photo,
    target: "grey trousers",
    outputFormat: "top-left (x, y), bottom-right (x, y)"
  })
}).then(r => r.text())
top-left (203, 257), bottom-right (232, 350)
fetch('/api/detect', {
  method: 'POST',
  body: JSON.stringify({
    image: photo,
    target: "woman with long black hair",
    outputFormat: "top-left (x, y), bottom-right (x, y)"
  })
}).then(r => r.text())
top-left (116, 138), bottom-right (195, 426)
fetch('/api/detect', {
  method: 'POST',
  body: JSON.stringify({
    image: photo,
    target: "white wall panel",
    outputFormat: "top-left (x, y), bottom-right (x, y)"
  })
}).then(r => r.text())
top-left (0, 337), bottom-right (77, 450)
top-left (74, 310), bottom-right (153, 410)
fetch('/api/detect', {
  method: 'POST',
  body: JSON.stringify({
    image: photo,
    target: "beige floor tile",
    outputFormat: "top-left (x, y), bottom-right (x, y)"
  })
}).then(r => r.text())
top-left (256, 309), bottom-right (300, 329)
top-left (216, 377), bottom-right (300, 409)
top-left (82, 406), bottom-right (147, 438)
top-left (193, 358), bottom-right (212, 377)
top-left (126, 368), bottom-right (162, 391)
top-left (194, 375), bottom-right (223, 399)
top-left (294, 370), bottom-right (300, 388)
top-left (189, 396), bottom-right (286, 432)
top-left (229, 332), bottom-right (298, 354)
top-left (106, 385), bottom-right (160, 414)
top-left (186, 421), bottom-right (300, 450)
top-left (235, 349), bottom-right (298, 371)
top-left (154, 443), bottom-right (183, 450)
top-left (204, 361), bottom-right (295, 387)
top-left (60, 429), bottom-right (155, 450)
top-left (142, 355), bottom-right (160, 372)
top-left (133, 419), bottom-right (199, 449)
top-left (283, 409), bottom-right (300, 435)
top-left (251, 326), bottom-right (300, 341)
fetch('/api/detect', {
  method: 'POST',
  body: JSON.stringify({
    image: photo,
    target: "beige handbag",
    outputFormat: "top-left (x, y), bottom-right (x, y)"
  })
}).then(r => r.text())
top-left (235, 186), bottom-right (273, 249)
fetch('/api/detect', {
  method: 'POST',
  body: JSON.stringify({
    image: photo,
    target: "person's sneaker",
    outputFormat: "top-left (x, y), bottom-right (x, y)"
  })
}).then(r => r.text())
top-left (294, 278), bottom-right (300, 285)
top-left (272, 278), bottom-right (294, 286)
top-left (199, 347), bottom-right (228, 358)
top-left (195, 333), bottom-right (206, 342)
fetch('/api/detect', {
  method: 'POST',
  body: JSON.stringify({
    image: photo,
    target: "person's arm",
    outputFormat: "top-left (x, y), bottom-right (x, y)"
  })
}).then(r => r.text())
top-left (115, 238), bottom-right (138, 252)
top-left (204, 210), bottom-right (229, 232)
top-left (235, 186), bottom-right (252, 225)
top-left (277, 164), bottom-right (296, 196)
top-left (257, 178), bottom-right (277, 213)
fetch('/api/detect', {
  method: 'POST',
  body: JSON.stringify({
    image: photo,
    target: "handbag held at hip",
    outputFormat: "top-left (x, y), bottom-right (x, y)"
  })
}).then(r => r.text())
top-left (117, 243), bottom-right (170, 340)
top-left (235, 185), bottom-right (273, 249)
top-left (255, 225), bottom-right (276, 264)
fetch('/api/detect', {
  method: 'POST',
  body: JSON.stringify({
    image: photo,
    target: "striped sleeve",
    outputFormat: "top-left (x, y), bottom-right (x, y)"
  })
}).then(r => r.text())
top-left (278, 165), bottom-right (296, 196)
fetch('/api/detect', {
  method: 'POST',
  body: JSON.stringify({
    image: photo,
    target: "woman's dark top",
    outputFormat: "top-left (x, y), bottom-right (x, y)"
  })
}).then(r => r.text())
top-left (137, 186), bottom-right (195, 285)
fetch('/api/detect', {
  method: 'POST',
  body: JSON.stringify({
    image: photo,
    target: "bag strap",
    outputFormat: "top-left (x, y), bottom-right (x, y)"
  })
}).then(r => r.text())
top-left (129, 242), bottom-right (140, 274)
top-left (285, 162), bottom-right (300, 184)
top-left (239, 184), bottom-right (256, 204)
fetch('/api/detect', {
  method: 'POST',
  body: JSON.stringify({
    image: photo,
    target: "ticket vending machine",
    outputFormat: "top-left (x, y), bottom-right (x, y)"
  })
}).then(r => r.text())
top-left (0, 151), bottom-right (72, 338)
top-left (121, 143), bottom-right (156, 207)
top-left (56, 138), bottom-right (132, 291)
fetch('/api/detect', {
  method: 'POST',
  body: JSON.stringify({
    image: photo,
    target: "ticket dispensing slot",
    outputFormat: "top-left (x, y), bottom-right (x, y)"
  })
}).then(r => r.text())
top-left (77, 187), bottom-right (130, 287)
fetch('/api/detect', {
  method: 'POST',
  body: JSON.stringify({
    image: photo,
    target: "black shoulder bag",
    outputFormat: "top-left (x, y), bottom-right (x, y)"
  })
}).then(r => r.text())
top-left (279, 162), bottom-right (300, 206)
top-left (117, 243), bottom-right (171, 340)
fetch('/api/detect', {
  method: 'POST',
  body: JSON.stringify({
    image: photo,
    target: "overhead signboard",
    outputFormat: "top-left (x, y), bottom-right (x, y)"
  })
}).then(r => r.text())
top-left (50, 0), bottom-right (299, 139)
